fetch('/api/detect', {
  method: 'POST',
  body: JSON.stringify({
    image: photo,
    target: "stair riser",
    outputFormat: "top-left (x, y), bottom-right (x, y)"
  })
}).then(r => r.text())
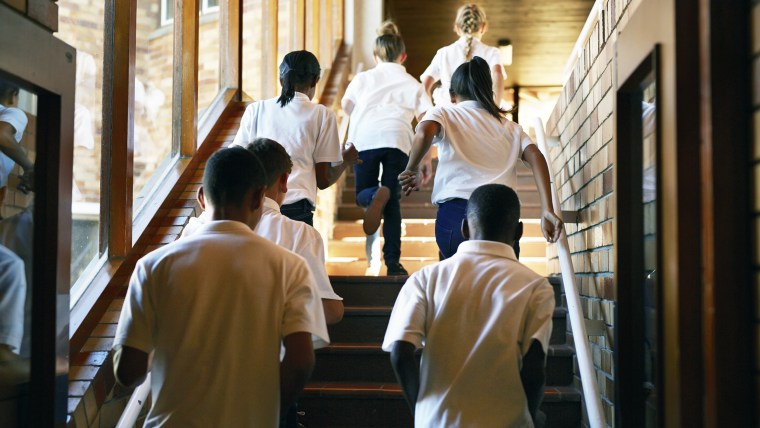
top-left (312, 351), bottom-right (575, 386)
top-left (326, 258), bottom-right (548, 277)
top-left (343, 169), bottom-right (536, 189)
top-left (342, 189), bottom-right (433, 204)
top-left (298, 395), bottom-right (580, 428)
top-left (332, 221), bottom-right (544, 240)
top-left (332, 283), bottom-right (403, 307)
top-left (329, 313), bottom-right (568, 346)
top-left (328, 239), bottom-right (547, 259)
top-left (338, 205), bottom-right (544, 221)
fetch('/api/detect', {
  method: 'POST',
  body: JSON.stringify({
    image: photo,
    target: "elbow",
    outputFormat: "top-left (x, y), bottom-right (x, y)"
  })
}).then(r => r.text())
top-left (323, 300), bottom-right (344, 325)
top-left (316, 178), bottom-right (330, 190)
top-left (114, 360), bottom-right (146, 389)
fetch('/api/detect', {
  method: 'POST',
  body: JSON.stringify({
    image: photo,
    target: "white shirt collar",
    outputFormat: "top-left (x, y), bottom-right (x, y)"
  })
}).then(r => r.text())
top-left (454, 100), bottom-right (482, 109)
top-left (196, 219), bottom-right (253, 234)
top-left (262, 196), bottom-right (280, 212)
top-left (291, 92), bottom-right (311, 103)
top-left (457, 240), bottom-right (518, 261)
top-left (374, 62), bottom-right (406, 72)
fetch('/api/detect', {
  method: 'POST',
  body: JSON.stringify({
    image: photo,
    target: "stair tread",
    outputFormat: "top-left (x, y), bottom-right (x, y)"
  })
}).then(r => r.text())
top-left (318, 342), bottom-right (574, 354)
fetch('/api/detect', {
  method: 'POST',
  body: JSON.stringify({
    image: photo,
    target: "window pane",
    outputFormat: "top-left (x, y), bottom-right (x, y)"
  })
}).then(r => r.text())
top-left (198, 5), bottom-right (221, 119)
top-left (164, 0), bottom-right (174, 23)
top-left (56, 0), bottom-right (105, 289)
top-left (243, 0), bottom-right (264, 101)
top-left (205, 0), bottom-right (219, 9)
top-left (134, 0), bottom-right (175, 215)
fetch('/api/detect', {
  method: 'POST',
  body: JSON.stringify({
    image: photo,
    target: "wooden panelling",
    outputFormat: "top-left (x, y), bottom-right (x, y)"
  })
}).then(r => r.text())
top-left (173, 0), bottom-right (200, 156)
top-left (385, 0), bottom-right (594, 87)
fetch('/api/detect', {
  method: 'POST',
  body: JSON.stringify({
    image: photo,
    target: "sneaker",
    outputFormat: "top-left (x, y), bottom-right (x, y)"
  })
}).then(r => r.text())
top-left (386, 262), bottom-right (409, 276)
top-left (363, 186), bottom-right (391, 235)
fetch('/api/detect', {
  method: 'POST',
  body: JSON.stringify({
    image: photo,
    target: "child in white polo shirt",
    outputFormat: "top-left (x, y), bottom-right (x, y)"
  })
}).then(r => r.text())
top-left (232, 50), bottom-right (360, 226)
top-left (0, 80), bottom-right (34, 211)
top-left (420, 4), bottom-right (505, 107)
top-left (341, 21), bottom-right (433, 276)
top-left (384, 184), bottom-right (555, 427)
top-left (399, 56), bottom-right (562, 258)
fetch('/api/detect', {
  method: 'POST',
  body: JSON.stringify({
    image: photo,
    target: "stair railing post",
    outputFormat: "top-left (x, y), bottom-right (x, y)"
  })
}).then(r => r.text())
top-left (533, 118), bottom-right (606, 428)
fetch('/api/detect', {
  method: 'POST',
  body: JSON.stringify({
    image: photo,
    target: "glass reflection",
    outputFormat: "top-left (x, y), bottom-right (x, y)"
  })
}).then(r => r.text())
top-left (0, 81), bottom-right (36, 417)
top-left (641, 82), bottom-right (657, 426)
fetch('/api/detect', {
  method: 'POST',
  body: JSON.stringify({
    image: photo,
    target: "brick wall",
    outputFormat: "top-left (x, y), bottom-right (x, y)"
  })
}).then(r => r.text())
top-left (544, 0), bottom-right (642, 425)
top-left (1, 0), bottom-right (58, 32)
top-left (752, 0), bottom-right (760, 422)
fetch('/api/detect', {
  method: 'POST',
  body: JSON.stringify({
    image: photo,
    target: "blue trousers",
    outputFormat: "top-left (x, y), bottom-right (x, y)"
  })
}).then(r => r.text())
top-left (280, 199), bottom-right (314, 226)
top-left (436, 198), bottom-right (468, 259)
top-left (354, 148), bottom-right (408, 265)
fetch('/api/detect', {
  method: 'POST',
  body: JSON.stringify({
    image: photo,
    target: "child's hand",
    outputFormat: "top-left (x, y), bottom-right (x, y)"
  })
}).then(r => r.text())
top-left (342, 143), bottom-right (361, 166)
top-left (541, 210), bottom-right (563, 243)
top-left (419, 157), bottom-right (434, 186)
top-left (398, 169), bottom-right (421, 196)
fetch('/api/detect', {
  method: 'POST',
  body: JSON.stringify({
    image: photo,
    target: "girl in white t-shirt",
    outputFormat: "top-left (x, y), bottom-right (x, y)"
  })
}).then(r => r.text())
top-left (399, 57), bottom-right (562, 259)
top-left (0, 81), bottom-right (33, 213)
top-left (341, 21), bottom-right (433, 276)
top-left (420, 3), bottom-right (505, 107)
top-left (232, 50), bottom-right (359, 226)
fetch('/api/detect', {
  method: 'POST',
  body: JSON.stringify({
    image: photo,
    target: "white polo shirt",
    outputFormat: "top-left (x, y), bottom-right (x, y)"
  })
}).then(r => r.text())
top-left (181, 198), bottom-right (341, 302)
top-left (114, 220), bottom-right (329, 427)
top-left (0, 103), bottom-right (29, 186)
top-left (231, 94), bottom-right (343, 207)
top-left (420, 38), bottom-right (503, 106)
top-left (342, 62), bottom-right (433, 154)
top-left (0, 244), bottom-right (25, 353)
top-left (383, 240), bottom-right (555, 428)
top-left (419, 101), bottom-right (534, 205)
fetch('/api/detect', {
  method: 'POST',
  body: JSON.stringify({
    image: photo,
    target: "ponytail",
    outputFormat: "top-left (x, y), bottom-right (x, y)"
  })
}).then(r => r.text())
top-left (454, 4), bottom-right (487, 60)
top-left (277, 50), bottom-right (321, 107)
top-left (374, 20), bottom-right (406, 63)
top-left (450, 56), bottom-right (506, 121)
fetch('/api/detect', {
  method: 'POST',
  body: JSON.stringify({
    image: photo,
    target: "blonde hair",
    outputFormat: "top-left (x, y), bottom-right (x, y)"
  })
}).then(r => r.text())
top-left (374, 20), bottom-right (405, 63)
top-left (455, 4), bottom-right (487, 60)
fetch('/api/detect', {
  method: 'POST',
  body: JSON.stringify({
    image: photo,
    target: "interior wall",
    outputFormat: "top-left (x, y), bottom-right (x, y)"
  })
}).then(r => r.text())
top-left (346, 0), bottom-right (382, 73)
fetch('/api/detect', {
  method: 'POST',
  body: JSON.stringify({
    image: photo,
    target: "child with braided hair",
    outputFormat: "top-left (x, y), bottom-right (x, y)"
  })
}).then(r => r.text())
top-left (420, 3), bottom-right (505, 107)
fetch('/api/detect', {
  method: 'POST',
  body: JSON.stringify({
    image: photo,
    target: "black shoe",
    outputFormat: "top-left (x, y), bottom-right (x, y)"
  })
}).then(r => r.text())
top-left (386, 262), bottom-right (408, 276)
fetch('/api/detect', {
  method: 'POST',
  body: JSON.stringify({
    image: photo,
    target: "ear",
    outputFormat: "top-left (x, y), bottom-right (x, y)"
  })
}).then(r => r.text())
top-left (515, 221), bottom-right (524, 241)
top-left (311, 76), bottom-right (320, 88)
top-left (398, 53), bottom-right (408, 64)
top-left (279, 173), bottom-right (289, 194)
top-left (197, 186), bottom-right (206, 210)
top-left (461, 218), bottom-right (470, 240)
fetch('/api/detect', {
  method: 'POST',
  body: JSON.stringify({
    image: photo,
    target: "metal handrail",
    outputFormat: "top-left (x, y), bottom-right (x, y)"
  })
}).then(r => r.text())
top-left (115, 373), bottom-right (151, 428)
top-left (533, 118), bottom-right (606, 428)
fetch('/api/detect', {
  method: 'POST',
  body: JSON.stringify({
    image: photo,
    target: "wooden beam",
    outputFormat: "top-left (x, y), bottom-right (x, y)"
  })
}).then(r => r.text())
top-left (221, 0), bottom-right (243, 92)
top-left (101, 0), bottom-right (136, 257)
top-left (173, 0), bottom-right (199, 157)
top-left (261, 0), bottom-right (278, 99)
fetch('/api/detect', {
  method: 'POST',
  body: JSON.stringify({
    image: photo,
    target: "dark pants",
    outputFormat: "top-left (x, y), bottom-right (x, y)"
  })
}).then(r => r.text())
top-left (279, 402), bottom-right (298, 428)
top-left (435, 198), bottom-right (468, 259)
top-left (281, 199), bottom-right (314, 226)
top-left (354, 148), bottom-right (408, 265)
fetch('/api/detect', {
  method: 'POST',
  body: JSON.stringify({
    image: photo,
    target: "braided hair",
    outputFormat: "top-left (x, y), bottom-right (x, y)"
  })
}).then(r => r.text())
top-left (450, 56), bottom-right (506, 121)
top-left (454, 4), bottom-right (487, 60)
top-left (277, 50), bottom-right (321, 107)
top-left (374, 20), bottom-right (406, 63)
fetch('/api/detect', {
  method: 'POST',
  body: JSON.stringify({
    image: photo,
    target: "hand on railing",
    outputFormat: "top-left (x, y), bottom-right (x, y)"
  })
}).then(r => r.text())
top-left (541, 210), bottom-right (563, 243)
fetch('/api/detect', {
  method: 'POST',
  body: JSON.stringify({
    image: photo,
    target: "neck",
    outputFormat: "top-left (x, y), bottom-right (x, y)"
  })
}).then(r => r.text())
top-left (264, 188), bottom-right (283, 206)
top-left (470, 232), bottom-right (513, 245)
top-left (208, 205), bottom-right (253, 226)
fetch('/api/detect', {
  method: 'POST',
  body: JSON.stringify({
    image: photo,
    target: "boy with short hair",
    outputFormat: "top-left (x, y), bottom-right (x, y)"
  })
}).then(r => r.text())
top-left (383, 184), bottom-right (555, 427)
top-left (113, 147), bottom-right (328, 427)
top-left (0, 80), bottom-right (34, 209)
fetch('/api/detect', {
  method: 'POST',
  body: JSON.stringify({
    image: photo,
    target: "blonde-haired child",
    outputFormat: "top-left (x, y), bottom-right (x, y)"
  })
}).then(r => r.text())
top-left (341, 21), bottom-right (433, 276)
top-left (420, 4), bottom-right (505, 106)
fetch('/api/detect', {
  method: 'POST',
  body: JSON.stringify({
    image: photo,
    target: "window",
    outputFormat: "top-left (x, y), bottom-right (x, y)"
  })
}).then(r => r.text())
top-left (243, 0), bottom-right (265, 101)
top-left (55, 0), bottom-right (107, 292)
top-left (161, 0), bottom-right (220, 27)
top-left (198, 1), bottom-right (221, 119)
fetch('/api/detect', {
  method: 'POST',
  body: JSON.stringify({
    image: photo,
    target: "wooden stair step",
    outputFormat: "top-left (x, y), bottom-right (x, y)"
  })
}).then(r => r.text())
top-left (337, 203), bottom-right (545, 221)
top-left (331, 219), bottom-right (545, 240)
top-left (299, 383), bottom-right (581, 428)
top-left (328, 237), bottom-right (547, 259)
top-left (326, 257), bottom-right (549, 277)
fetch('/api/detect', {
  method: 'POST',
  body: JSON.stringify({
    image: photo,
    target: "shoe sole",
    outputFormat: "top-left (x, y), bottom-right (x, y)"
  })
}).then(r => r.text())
top-left (363, 186), bottom-right (391, 235)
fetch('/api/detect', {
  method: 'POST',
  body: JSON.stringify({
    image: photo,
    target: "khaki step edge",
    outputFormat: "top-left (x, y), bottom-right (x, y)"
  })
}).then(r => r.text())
top-left (327, 237), bottom-right (548, 259)
top-left (341, 184), bottom-right (541, 205)
top-left (326, 256), bottom-right (549, 277)
top-left (337, 203), bottom-right (545, 221)
top-left (332, 218), bottom-right (545, 240)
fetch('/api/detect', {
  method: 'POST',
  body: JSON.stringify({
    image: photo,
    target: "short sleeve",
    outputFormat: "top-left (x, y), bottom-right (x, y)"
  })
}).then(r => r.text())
top-left (420, 50), bottom-right (442, 81)
top-left (414, 85), bottom-right (434, 118)
top-left (518, 127), bottom-right (535, 158)
top-left (231, 103), bottom-right (256, 147)
top-left (313, 109), bottom-right (342, 164)
top-left (341, 73), bottom-right (363, 107)
top-left (113, 261), bottom-right (156, 353)
top-left (382, 273), bottom-right (428, 351)
top-left (282, 256), bottom-right (330, 349)
top-left (484, 47), bottom-right (502, 69)
top-left (416, 107), bottom-right (446, 143)
top-left (297, 231), bottom-right (342, 301)
top-left (520, 279), bottom-right (555, 355)
top-left (0, 107), bottom-right (28, 140)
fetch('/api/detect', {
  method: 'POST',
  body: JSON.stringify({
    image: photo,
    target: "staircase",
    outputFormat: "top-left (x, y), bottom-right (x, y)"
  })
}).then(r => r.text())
top-left (326, 162), bottom-right (550, 276)
top-left (299, 275), bottom-right (582, 427)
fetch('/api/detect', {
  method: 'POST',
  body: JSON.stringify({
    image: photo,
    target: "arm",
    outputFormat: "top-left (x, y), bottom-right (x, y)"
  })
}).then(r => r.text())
top-left (390, 340), bottom-right (420, 415)
top-left (421, 75), bottom-right (437, 101)
top-left (113, 345), bottom-right (150, 388)
top-left (521, 144), bottom-right (563, 242)
top-left (0, 122), bottom-right (34, 190)
top-left (520, 340), bottom-right (546, 423)
top-left (491, 64), bottom-right (505, 107)
top-left (398, 121), bottom-right (440, 195)
top-left (280, 332), bottom-right (315, 414)
top-left (321, 299), bottom-right (344, 325)
top-left (341, 99), bottom-right (355, 116)
top-left (315, 144), bottom-right (360, 189)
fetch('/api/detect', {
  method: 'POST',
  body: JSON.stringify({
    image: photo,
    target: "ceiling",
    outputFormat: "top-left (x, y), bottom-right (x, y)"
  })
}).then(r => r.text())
top-left (384, 0), bottom-right (596, 88)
